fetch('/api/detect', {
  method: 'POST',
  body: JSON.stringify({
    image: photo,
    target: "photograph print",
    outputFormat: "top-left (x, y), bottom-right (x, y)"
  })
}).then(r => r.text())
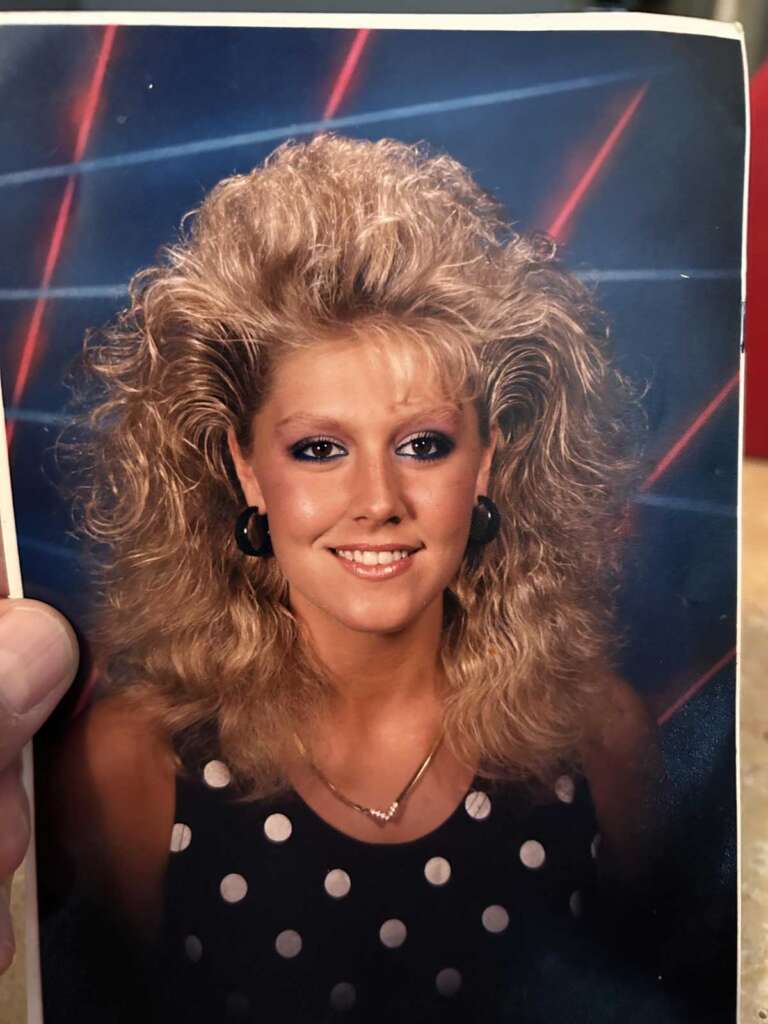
top-left (0, 12), bottom-right (745, 1024)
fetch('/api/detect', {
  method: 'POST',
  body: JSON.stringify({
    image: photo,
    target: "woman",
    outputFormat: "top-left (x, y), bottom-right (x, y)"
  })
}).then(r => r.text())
top-left (44, 134), bottom-right (668, 1022)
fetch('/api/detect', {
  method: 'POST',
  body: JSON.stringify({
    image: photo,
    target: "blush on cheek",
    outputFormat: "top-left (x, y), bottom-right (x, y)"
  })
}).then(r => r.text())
top-left (267, 480), bottom-right (345, 536)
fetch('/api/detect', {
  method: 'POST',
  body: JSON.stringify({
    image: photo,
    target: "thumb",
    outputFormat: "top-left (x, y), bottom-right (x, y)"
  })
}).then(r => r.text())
top-left (0, 600), bottom-right (79, 770)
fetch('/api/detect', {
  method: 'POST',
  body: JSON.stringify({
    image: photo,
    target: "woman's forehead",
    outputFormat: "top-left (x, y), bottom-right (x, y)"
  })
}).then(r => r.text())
top-left (266, 333), bottom-right (466, 414)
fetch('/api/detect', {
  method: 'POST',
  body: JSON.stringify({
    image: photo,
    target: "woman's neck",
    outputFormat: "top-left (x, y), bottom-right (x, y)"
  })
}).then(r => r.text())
top-left (295, 597), bottom-right (445, 729)
top-left (284, 594), bottom-right (466, 833)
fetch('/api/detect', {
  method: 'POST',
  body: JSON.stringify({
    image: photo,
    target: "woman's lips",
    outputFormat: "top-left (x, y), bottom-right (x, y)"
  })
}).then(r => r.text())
top-left (328, 547), bottom-right (419, 580)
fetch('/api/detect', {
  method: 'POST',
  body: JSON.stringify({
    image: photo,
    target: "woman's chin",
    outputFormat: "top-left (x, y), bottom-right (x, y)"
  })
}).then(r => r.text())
top-left (335, 610), bottom-right (419, 636)
top-left (324, 595), bottom-right (436, 637)
top-left (288, 585), bottom-right (444, 638)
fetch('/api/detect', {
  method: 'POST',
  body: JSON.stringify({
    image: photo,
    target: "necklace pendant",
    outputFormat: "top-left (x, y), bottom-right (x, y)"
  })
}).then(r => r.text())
top-left (295, 729), bottom-right (443, 827)
top-left (367, 800), bottom-right (399, 823)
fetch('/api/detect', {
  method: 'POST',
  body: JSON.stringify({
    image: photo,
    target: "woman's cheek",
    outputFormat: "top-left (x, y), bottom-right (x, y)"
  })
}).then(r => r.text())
top-left (420, 473), bottom-right (476, 544)
top-left (269, 477), bottom-right (346, 539)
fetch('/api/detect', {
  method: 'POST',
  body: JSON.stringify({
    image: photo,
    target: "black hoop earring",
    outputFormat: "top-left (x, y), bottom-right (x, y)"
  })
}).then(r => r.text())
top-left (468, 495), bottom-right (500, 546)
top-left (234, 506), bottom-right (273, 557)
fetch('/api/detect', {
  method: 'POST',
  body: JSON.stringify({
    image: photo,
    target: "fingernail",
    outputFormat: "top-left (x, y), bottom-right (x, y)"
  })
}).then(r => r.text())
top-left (0, 605), bottom-right (78, 715)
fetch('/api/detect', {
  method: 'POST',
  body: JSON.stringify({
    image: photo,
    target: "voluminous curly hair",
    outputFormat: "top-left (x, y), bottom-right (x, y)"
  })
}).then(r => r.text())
top-left (68, 133), bottom-right (639, 796)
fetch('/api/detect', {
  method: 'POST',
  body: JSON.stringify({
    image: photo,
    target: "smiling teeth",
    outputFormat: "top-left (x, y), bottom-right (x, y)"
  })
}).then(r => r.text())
top-left (337, 549), bottom-right (411, 565)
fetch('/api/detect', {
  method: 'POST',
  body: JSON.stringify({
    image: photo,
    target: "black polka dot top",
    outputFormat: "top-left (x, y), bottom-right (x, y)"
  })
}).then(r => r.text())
top-left (157, 755), bottom-right (649, 1024)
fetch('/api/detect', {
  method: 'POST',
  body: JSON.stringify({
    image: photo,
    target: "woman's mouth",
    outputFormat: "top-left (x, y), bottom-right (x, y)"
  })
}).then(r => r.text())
top-left (328, 546), bottom-right (419, 579)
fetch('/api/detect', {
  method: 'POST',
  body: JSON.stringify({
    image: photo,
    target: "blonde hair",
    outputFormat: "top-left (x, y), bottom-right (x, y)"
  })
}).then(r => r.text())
top-left (67, 134), bottom-right (639, 794)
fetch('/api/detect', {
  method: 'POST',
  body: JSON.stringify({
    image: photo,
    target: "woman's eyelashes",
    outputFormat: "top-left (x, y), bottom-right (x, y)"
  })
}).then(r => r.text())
top-left (288, 431), bottom-right (455, 462)
top-left (289, 436), bottom-right (346, 461)
top-left (395, 431), bottom-right (455, 460)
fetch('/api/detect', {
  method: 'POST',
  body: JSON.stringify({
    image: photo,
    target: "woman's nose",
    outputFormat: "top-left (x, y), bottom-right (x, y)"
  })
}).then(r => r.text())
top-left (350, 453), bottom-right (407, 525)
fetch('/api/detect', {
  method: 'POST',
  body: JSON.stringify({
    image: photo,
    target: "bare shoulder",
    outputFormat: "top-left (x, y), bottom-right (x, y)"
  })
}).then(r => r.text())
top-left (579, 670), bottom-right (668, 879)
top-left (51, 692), bottom-right (176, 939)
top-left (61, 691), bottom-right (175, 780)
top-left (581, 669), bottom-right (659, 761)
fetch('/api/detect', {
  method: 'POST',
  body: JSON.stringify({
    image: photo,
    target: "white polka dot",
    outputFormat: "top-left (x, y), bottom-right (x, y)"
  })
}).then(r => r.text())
top-left (264, 812), bottom-right (293, 843)
top-left (569, 890), bottom-right (583, 918)
top-left (379, 918), bottom-right (407, 948)
top-left (591, 833), bottom-right (601, 859)
top-left (225, 992), bottom-right (249, 1018)
top-left (275, 929), bottom-right (302, 958)
top-left (481, 904), bottom-right (509, 933)
top-left (203, 759), bottom-right (231, 788)
top-left (424, 856), bottom-right (451, 886)
top-left (436, 967), bottom-right (462, 997)
top-left (519, 839), bottom-right (546, 869)
top-left (220, 873), bottom-right (248, 903)
top-left (170, 822), bottom-right (192, 852)
top-left (329, 981), bottom-right (356, 1011)
top-left (324, 868), bottom-right (351, 899)
top-left (184, 934), bottom-right (203, 962)
top-left (554, 774), bottom-right (575, 804)
top-left (464, 789), bottom-right (492, 820)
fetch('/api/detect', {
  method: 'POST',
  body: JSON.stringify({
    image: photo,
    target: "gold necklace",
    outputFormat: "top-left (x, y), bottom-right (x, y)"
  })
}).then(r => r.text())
top-left (294, 730), bottom-right (444, 824)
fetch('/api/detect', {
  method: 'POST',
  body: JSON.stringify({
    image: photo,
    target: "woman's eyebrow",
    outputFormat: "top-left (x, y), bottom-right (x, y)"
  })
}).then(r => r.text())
top-left (394, 404), bottom-right (462, 430)
top-left (275, 413), bottom-right (346, 434)
top-left (275, 405), bottom-right (461, 435)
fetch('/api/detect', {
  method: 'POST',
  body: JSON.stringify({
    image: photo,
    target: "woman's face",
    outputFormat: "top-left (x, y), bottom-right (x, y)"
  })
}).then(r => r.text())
top-left (229, 336), bottom-right (496, 638)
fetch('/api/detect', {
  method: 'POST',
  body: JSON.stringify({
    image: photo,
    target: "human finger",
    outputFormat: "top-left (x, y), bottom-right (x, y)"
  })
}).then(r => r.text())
top-left (0, 600), bottom-right (79, 771)
top-left (0, 757), bottom-right (29, 973)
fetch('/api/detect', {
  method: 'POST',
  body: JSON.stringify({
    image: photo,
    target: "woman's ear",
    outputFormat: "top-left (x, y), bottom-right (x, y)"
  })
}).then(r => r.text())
top-left (476, 424), bottom-right (500, 497)
top-left (227, 427), bottom-right (267, 512)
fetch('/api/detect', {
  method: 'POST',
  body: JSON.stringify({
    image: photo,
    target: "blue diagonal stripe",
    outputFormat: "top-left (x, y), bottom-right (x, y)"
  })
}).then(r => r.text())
top-left (0, 67), bottom-right (651, 189)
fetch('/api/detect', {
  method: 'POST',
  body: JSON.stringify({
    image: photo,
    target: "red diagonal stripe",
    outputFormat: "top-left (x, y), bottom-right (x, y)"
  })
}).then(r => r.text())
top-left (323, 29), bottom-right (371, 120)
top-left (548, 83), bottom-right (648, 243)
top-left (656, 648), bottom-right (736, 725)
top-left (7, 24), bottom-right (117, 447)
top-left (9, 176), bottom-right (76, 416)
top-left (73, 24), bottom-right (117, 162)
top-left (641, 371), bottom-right (740, 491)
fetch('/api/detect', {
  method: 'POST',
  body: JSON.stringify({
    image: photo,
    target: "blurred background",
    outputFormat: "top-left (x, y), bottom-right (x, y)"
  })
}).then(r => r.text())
top-left (0, 2), bottom-right (765, 1023)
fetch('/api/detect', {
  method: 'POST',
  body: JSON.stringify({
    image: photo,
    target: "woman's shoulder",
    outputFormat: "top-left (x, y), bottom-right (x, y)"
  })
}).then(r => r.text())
top-left (52, 692), bottom-right (177, 937)
top-left (580, 669), bottom-right (658, 761)
top-left (578, 669), bottom-right (668, 879)
top-left (60, 691), bottom-right (177, 800)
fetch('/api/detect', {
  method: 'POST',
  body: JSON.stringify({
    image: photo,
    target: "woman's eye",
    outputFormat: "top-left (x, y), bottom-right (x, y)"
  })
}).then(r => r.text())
top-left (290, 437), bottom-right (347, 461)
top-left (396, 432), bottom-right (455, 461)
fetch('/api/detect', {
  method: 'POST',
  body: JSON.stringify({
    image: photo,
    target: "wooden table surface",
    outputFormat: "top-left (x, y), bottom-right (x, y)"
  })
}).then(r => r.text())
top-left (1, 459), bottom-right (765, 1022)
top-left (740, 458), bottom-right (768, 1022)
